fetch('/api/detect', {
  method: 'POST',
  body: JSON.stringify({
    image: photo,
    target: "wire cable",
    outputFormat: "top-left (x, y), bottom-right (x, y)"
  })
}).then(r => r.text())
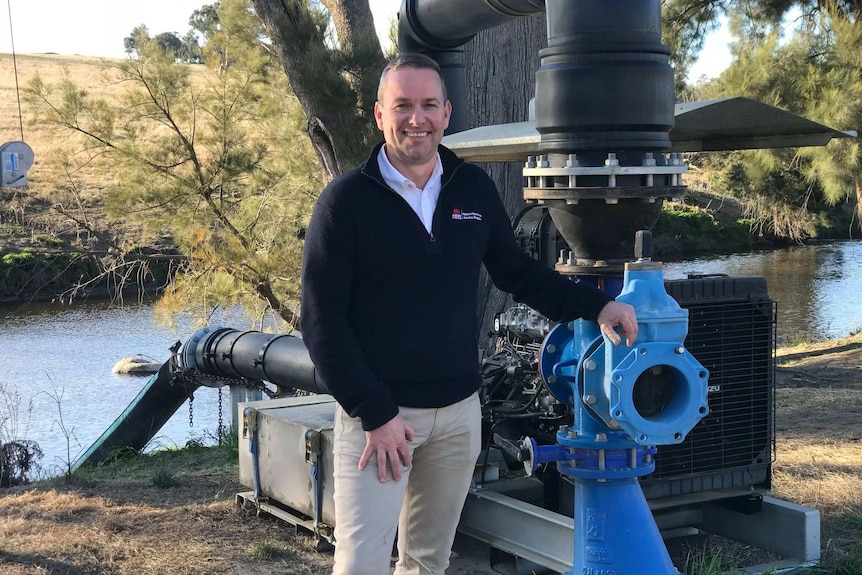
top-left (6, 0), bottom-right (24, 141)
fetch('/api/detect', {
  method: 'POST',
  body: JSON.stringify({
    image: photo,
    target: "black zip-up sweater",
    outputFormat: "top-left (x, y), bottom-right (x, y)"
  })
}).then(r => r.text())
top-left (300, 143), bottom-right (612, 430)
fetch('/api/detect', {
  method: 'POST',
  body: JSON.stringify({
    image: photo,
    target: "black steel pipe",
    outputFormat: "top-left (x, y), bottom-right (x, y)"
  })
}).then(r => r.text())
top-left (400, 0), bottom-right (545, 48)
top-left (182, 327), bottom-right (328, 395)
top-left (535, 0), bottom-right (674, 154)
top-left (398, 0), bottom-right (546, 134)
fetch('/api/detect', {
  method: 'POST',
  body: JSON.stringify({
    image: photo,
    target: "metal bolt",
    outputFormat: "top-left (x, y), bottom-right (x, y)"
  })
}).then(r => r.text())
top-left (584, 360), bottom-right (597, 371)
top-left (567, 153), bottom-right (579, 167)
top-left (546, 344), bottom-right (557, 354)
top-left (595, 433), bottom-right (607, 442)
top-left (675, 346), bottom-right (685, 354)
top-left (642, 152), bottom-right (656, 167)
top-left (609, 419), bottom-right (620, 429)
top-left (525, 155), bottom-right (536, 168)
top-left (605, 153), bottom-right (619, 166)
top-left (583, 394), bottom-right (597, 405)
top-left (538, 155), bottom-right (550, 168)
top-left (567, 430), bottom-right (578, 439)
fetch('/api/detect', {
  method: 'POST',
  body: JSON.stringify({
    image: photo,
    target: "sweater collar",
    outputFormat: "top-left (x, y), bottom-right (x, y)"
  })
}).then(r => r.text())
top-left (361, 141), bottom-right (465, 188)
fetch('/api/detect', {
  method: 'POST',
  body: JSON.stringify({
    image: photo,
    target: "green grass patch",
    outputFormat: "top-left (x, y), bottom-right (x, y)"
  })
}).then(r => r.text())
top-left (32, 234), bottom-right (64, 246)
top-left (72, 438), bottom-right (237, 485)
top-left (250, 539), bottom-right (285, 560)
top-left (151, 465), bottom-right (180, 488)
top-left (816, 544), bottom-right (862, 575)
top-left (682, 547), bottom-right (743, 575)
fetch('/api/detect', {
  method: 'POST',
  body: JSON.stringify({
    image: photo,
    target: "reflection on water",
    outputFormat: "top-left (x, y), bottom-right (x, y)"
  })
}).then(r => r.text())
top-left (0, 301), bottom-right (271, 477)
top-left (664, 240), bottom-right (862, 344)
top-left (0, 240), bottom-right (859, 476)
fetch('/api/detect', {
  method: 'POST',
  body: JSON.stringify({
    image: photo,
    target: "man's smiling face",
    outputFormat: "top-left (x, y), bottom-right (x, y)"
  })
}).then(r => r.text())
top-left (374, 66), bottom-right (451, 179)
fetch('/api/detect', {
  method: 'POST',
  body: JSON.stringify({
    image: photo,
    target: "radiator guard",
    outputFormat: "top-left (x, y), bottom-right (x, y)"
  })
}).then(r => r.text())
top-left (640, 276), bottom-right (776, 499)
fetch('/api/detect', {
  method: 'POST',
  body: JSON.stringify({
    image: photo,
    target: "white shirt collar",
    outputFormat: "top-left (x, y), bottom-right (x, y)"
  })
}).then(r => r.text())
top-left (377, 145), bottom-right (443, 192)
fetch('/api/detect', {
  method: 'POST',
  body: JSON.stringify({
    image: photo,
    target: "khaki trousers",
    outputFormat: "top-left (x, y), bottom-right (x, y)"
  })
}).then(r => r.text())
top-left (331, 392), bottom-right (481, 575)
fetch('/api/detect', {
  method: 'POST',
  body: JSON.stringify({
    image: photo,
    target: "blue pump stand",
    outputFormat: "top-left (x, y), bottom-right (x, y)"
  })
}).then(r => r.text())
top-left (572, 477), bottom-right (679, 575)
top-left (533, 260), bottom-right (708, 575)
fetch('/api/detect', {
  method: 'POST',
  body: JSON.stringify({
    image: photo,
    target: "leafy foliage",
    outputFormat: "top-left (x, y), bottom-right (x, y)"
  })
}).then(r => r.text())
top-left (668, 0), bottom-right (862, 238)
top-left (0, 383), bottom-right (42, 487)
top-left (0, 440), bottom-right (43, 487)
top-left (26, 0), bottom-right (323, 327)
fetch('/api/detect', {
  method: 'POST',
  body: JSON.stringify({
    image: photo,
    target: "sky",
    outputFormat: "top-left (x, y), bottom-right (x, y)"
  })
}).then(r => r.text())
top-left (0, 0), bottom-right (732, 82)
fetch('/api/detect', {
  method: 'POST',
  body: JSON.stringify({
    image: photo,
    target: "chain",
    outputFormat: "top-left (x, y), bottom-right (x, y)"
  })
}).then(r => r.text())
top-left (169, 360), bottom-right (279, 435)
top-left (172, 366), bottom-right (278, 398)
top-left (217, 387), bottom-right (224, 442)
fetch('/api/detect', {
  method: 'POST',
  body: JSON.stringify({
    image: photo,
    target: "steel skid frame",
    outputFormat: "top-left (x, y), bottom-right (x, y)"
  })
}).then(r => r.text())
top-left (235, 395), bottom-right (819, 575)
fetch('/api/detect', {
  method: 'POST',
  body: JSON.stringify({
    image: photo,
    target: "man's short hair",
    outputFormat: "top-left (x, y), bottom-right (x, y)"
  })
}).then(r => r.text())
top-left (377, 52), bottom-right (448, 102)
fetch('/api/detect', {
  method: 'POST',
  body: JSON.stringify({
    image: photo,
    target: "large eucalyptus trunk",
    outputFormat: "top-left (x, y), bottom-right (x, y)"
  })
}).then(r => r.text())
top-left (249, 0), bottom-right (384, 179)
top-left (465, 15), bottom-right (548, 355)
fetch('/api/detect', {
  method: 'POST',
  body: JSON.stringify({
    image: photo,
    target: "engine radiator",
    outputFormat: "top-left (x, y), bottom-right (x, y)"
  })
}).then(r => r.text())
top-left (640, 276), bottom-right (776, 499)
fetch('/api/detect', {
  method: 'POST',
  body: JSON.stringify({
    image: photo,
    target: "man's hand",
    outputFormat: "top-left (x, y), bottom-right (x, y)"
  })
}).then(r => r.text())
top-left (358, 414), bottom-right (415, 482)
top-left (597, 301), bottom-right (639, 347)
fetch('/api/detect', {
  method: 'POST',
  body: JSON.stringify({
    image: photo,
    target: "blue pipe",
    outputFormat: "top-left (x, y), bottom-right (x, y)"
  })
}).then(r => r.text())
top-left (531, 257), bottom-right (709, 575)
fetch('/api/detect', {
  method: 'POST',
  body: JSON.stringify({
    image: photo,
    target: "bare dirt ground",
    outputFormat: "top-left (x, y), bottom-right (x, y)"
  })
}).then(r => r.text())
top-left (0, 334), bottom-right (860, 575)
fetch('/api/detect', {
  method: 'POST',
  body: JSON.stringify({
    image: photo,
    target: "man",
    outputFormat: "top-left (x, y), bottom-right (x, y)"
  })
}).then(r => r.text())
top-left (300, 53), bottom-right (638, 575)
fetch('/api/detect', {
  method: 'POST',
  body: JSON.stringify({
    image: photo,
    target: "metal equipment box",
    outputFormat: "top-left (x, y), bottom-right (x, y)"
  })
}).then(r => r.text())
top-left (238, 395), bottom-right (337, 528)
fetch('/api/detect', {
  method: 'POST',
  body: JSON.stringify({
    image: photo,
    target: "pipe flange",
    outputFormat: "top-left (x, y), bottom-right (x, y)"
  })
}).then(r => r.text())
top-left (607, 342), bottom-right (709, 445)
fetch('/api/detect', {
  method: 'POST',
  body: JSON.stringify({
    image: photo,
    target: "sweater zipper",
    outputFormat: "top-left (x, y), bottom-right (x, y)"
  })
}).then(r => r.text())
top-left (364, 162), bottom-right (463, 245)
top-left (428, 164), bottom-right (463, 241)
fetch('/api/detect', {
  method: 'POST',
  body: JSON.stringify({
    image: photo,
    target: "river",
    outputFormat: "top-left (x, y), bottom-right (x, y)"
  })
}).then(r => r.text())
top-left (0, 240), bottom-right (860, 477)
top-left (0, 303), bottom-right (263, 478)
top-left (663, 240), bottom-right (862, 343)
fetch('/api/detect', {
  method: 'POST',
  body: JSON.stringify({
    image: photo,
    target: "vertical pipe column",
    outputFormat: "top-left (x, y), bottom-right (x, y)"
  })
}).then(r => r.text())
top-left (536, 0), bottom-right (675, 155)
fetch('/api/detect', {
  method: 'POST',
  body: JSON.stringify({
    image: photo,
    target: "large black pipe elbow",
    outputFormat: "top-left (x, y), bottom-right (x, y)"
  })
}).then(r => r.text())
top-left (181, 327), bottom-right (328, 395)
top-left (397, 0), bottom-right (546, 134)
top-left (400, 0), bottom-right (544, 47)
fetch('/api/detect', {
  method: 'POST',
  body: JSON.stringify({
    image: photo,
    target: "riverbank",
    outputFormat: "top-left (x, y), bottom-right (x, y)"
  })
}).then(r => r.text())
top-left (0, 334), bottom-right (860, 574)
top-left (0, 194), bottom-right (769, 305)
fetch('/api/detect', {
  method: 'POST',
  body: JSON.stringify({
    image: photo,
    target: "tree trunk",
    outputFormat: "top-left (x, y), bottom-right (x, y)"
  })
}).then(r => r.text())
top-left (249, 0), bottom-right (382, 177)
top-left (464, 15), bottom-right (548, 355)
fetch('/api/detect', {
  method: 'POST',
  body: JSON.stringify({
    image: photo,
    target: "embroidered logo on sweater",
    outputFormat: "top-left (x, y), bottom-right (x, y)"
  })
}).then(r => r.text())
top-left (451, 208), bottom-right (483, 221)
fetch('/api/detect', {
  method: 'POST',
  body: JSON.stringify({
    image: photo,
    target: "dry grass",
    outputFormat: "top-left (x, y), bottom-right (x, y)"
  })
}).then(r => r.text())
top-left (1, 337), bottom-right (861, 574)
top-left (769, 334), bottom-right (862, 571)
top-left (0, 447), bottom-right (334, 575)
top-left (0, 54), bottom-right (121, 187)
top-left (0, 53), bottom-right (215, 256)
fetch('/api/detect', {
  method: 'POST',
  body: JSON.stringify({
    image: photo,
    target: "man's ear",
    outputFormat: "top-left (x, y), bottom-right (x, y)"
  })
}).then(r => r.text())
top-left (374, 101), bottom-right (384, 130)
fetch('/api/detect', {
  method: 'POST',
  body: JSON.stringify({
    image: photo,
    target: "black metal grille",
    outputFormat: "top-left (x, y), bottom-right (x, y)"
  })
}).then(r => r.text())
top-left (641, 277), bottom-right (777, 499)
